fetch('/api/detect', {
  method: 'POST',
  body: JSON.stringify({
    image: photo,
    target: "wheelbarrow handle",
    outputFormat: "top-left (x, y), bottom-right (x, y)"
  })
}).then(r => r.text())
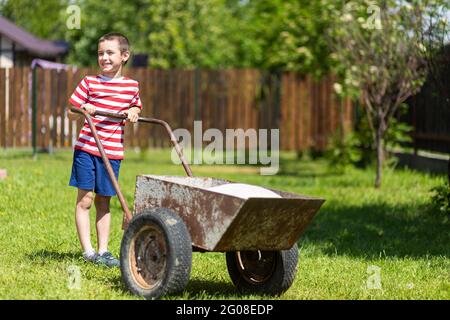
top-left (70, 107), bottom-right (193, 177)
top-left (93, 110), bottom-right (193, 178)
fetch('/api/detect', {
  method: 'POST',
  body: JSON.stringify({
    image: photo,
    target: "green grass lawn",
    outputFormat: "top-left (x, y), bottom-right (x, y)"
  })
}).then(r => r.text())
top-left (0, 149), bottom-right (449, 299)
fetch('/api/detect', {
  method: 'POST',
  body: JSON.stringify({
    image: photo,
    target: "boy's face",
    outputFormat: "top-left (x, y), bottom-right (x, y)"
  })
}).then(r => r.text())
top-left (98, 39), bottom-right (129, 76)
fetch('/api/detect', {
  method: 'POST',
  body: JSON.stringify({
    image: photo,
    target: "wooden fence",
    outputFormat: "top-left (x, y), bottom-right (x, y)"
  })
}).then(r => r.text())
top-left (404, 80), bottom-right (450, 154)
top-left (0, 67), bottom-right (353, 152)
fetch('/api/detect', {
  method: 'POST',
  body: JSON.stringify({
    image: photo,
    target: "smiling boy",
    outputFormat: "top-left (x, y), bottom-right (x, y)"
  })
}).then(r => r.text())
top-left (67, 33), bottom-right (142, 267)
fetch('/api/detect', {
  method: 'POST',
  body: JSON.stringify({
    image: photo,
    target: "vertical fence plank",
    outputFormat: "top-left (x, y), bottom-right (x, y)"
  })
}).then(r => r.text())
top-left (35, 68), bottom-right (42, 149)
top-left (44, 69), bottom-right (51, 150)
top-left (50, 69), bottom-right (58, 149)
top-left (280, 73), bottom-right (289, 150)
top-left (0, 69), bottom-right (5, 148)
top-left (137, 68), bottom-right (147, 150)
top-left (228, 70), bottom-right (235, 142)
top-left (290, 72), bottom-right (297, 151)
top-left (14, 68), bottom-right (20, 147)
top-left (8, 68), bottom-right (15, 148)
top-left (297, 74), bottom-right (304, 151)
top-left (59, 70), bottom-right (67, 148)
top-left (15, 67), bottom-right (24, 147)
top-left (66, 68), bottom-right (73, 147)
top-left (22, 68), bottom-right (30, 147)
top-left (308, 75), bottom-right (314, 149)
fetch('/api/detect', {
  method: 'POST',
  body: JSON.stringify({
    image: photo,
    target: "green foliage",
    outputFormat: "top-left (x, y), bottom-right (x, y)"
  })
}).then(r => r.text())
top-left (430, 182), bottom-right (450, 216)
top-left (328, 0), bottom-right (429, 100)
top-left (0, 0), bottom-right (68, 40)
top-left (326, 103), bottom-right (413, 170)
top-left (325, 131), bottom-right (362, 172)
top-left (0, 0), bottom-right (337, 73)
top-left (61, 0), bottom-right (252, 68)
top-left (384, 104), bottom-right (414, 151)
top-left (64, 0), bottom-right (151, 66)
top-left (144, 0), bottom-right (238, 68)
top-left (238, 0), bottom-right (334, 76)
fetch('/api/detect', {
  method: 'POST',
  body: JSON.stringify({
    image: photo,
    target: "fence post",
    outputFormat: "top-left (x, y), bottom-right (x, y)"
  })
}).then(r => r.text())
top-left (194, 68), bottom-right (200, 121)
top-left (32, 67), bottom-right (37, 156)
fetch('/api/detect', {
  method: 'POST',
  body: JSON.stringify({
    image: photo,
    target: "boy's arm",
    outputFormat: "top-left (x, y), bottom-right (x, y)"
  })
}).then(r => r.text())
top-left (123, 84), bottom-right (142, 123)
top-left (68, 76), bottom-right (93, 120)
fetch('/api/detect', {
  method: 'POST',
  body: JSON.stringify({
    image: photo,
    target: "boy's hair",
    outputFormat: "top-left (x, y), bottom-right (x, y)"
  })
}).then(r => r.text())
top-left (98, 32), bottom-right (130, 65)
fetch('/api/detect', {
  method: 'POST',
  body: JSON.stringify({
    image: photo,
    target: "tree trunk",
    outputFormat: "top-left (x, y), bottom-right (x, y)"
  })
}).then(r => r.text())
top-left (374, 124), bottom-right (385, 189)
top-left (375, 112), bottom-right (387, 188)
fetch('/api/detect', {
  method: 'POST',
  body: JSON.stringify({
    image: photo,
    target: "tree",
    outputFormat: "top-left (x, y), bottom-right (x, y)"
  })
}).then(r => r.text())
top-left (0, 0), bottom-right (338, 73)
top-left (62, 0), bottom-right (245, 68)
top-left (63, 0), bottom-right (151, 66)
top-left (329, 0), bottom-right (429, 188)
top-left (0, 0), bottom-right (68, 40)
top-left (231, 0), bottom-right (334, 76)
top-left (144, 0), bottom-right (238, 68)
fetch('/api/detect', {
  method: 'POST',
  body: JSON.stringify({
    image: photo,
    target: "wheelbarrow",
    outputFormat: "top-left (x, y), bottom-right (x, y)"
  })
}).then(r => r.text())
top-left (70, 107), bottom-right (325, 299)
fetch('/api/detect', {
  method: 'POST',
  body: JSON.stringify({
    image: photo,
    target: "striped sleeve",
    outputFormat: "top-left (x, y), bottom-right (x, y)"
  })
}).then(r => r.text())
top-left (130, 85), bottom-right (142, 109)
top-left (69, 77), bottom-right (90, 108)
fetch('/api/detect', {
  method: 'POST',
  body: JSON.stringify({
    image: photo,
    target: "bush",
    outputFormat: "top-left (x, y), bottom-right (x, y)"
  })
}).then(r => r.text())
top-left (325, 131), bottom-right (362, 172)
top-left (430, 182), bottom-right (450, 216)
top-left (325, 103), bottom-right (413, 170)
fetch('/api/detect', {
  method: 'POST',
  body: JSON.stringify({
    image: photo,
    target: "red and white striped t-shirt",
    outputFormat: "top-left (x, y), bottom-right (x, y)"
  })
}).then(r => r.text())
top-left (69, 75), bottom-right (142, 160)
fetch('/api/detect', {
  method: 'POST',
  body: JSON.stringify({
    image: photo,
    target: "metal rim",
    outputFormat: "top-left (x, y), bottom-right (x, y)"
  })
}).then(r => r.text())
top-left (235, 250), bottom-right (277, 284)
top-left (129, 224), bottom-right (167, 290)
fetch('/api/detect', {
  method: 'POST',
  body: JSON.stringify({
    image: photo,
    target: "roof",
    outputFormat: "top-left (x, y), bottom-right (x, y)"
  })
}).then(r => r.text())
top-left (0, 15), bottom-right (68, 57)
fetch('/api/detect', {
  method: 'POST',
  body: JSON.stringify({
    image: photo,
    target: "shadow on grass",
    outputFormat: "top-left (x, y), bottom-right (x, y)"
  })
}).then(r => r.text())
top-left (184, 279), bottom-right (237, 297)
top-left (25, 250), bottom-right (82, 262)
top-left (26, 250), bottom-right (239, 298)
top-left (277, 168), bottom-right (343, 179)
top-left (0, 152), bottom-right (74, 164)
top-left (276, 156), bottom-right (343, 179)
top-left (105, 276), bottom-right (238, 299)
top-left (112, 278), bottom-right (239, 299)
top-left (303, 202), bottom-right (450, 258)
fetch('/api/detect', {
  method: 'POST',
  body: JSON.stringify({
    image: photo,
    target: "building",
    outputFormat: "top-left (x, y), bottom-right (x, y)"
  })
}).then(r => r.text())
top-left (0, 15), bottom-right (68, 68)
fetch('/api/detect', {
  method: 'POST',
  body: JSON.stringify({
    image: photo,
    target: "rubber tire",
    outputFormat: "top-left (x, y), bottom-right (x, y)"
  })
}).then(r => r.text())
top-left (226, 244), bottom-right (298, 296)
top-left (120, 208), bottom-right (192, 299)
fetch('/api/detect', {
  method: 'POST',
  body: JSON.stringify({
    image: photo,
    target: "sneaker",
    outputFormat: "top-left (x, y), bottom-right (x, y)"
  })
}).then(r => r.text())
top-left (94, 251), bottom-right (120, 267)
top-left (83, 252), bottom-right (98, 263)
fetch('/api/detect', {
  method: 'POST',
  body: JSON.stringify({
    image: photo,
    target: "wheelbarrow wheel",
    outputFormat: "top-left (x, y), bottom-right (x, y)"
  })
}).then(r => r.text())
top-left (225, 244), bottom-right (298, 296)
top-left (120, 208), bottom-right (192, 299)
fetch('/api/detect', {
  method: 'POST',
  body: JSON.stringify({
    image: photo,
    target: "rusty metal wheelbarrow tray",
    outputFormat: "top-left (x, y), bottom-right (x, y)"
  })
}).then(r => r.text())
top-left (133, 175), bottom-right (324, 252)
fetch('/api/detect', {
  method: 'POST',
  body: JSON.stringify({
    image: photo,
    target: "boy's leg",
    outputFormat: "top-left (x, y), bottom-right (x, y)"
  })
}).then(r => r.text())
top-left (75, 189), bottom-right (95, 254)
top-left (94, 194), bottom-right (111, 254)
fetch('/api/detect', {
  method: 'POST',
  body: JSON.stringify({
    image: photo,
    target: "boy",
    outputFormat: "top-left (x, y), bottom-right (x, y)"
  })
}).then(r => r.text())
top-left (67, 33), bottom-right (142, 267)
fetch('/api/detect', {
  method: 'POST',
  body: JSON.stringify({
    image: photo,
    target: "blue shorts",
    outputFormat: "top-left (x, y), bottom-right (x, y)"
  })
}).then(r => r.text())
top-left (69, 149), bottom-right (121, 196)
